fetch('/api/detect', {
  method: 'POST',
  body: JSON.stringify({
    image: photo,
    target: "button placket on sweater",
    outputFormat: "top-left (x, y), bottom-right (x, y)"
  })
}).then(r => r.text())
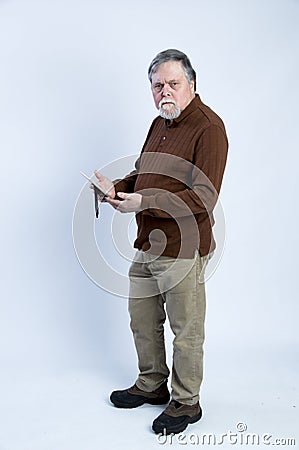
top-left (158, 122), bottom-right (173, 148)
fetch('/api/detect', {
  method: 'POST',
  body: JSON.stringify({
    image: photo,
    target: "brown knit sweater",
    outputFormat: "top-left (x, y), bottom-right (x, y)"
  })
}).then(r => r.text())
top-left (114, 94), bottom-right (228, 258)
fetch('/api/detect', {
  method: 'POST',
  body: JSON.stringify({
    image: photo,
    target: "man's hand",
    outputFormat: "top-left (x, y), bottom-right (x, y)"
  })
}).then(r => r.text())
top-left (107, 192), bottom-right (142, 213)
top-left (93, 170), bottom-right (116, 199)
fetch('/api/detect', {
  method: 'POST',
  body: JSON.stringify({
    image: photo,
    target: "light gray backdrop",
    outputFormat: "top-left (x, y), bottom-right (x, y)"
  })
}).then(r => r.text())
top-left (0, 0), bottom-right (298, 449)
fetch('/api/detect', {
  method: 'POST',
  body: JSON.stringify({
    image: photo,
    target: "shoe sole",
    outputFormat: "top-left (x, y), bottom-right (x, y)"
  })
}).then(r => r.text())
top-left (152, 410), bottom-right (203, 434)
top-left (111, 395), bottom-right (170, 409)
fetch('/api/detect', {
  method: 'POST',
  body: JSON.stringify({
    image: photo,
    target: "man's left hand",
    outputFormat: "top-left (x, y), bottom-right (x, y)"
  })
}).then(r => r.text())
top-left (106, 192), bottom-right (142, 213)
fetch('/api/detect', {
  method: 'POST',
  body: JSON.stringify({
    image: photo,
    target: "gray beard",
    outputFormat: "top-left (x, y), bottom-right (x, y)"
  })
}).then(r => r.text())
top-left (158, 101), bottom-right (181, 120)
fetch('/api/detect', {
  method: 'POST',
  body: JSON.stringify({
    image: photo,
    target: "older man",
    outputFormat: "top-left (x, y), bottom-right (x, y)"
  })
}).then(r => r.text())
top-left (94, 49), bottom-right (228, 435)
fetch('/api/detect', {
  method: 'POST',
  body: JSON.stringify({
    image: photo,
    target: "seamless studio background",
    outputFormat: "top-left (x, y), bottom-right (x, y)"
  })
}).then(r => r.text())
top-left (0, 0), bottom-right (298, 449)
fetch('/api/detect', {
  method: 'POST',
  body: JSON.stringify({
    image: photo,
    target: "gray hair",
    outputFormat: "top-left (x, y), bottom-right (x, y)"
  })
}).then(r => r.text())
top-left (148, 49), bottom-right (197, 90)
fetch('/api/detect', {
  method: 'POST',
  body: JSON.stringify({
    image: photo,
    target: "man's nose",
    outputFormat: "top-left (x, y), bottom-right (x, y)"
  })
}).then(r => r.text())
top-left (161, 83), bottom-right (171, 97)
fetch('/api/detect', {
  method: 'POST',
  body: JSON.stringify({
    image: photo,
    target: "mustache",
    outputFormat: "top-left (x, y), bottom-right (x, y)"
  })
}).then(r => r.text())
top-left (159, 98), bottom-right (177, 108)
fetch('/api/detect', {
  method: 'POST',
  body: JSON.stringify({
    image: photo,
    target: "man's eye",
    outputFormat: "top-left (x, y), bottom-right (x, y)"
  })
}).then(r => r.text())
top-left (169, 82), bottom-right (178, 89)
top-left (154, 84), bottom-right (163, 92)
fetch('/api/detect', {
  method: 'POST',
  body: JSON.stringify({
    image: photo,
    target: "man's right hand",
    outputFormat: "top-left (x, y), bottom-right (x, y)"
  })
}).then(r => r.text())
top-left (93, 170), bottom-right (116, 199)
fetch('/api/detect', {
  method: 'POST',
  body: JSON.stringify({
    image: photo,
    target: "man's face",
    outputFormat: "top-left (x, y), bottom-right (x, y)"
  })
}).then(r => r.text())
top-left (151, 61), bottom-right (195, 119)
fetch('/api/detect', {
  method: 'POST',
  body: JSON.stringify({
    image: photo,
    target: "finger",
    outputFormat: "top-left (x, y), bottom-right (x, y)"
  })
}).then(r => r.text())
top-left (94, 170), bottom-right (103, 181)
top-left (117, 192), bottom-right (129, 200)
top-left (106, 198), bottom-right (121, 207)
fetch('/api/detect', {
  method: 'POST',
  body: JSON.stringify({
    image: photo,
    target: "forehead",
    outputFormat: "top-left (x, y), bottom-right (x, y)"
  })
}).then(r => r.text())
top-left (151, 61), bottom-right (186, 82)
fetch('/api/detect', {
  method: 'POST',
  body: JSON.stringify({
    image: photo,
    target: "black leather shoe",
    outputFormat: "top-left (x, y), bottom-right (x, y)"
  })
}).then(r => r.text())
top-left (152, 400), bottom-right (202, 434)
top-left (110, 381), bottom-right (170, 409)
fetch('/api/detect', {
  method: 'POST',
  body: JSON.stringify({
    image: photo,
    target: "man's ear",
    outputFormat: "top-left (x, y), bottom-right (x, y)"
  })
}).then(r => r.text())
top-left (190, 80), bottom-right (195, 92)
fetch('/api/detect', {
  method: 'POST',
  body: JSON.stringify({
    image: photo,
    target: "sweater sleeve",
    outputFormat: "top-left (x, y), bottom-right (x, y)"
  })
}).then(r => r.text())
top-left (113, 166), bottom-right (139, 194)
top-left (140, 124), bottom-right (228, 218)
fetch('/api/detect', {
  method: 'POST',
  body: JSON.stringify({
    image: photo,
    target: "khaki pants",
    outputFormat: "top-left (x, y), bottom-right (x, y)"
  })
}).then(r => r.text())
top-left (128, 250), bottom-right (208, 405)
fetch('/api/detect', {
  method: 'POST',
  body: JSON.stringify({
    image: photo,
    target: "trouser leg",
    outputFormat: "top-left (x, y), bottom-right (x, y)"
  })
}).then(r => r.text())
top-left (128, 252), bottom-right (169, 392)
top-left (155, 252), bottom-right (207, 405)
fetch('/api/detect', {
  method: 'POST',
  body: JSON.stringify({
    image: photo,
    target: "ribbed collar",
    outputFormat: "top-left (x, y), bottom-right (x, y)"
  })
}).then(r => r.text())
top-left (165, 94), bottom-right (201, 128)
